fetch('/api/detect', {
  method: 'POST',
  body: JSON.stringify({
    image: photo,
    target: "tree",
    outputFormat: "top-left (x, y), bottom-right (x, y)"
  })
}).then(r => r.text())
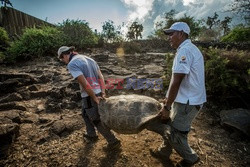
top-left (101, 20), bottom-right (122, 43)
top-left (206, 12), bottom-right (220, 29)
top-left (229, 0), bottom-right (250, 24)
top-left (199, 14), bottom-right (233, 41)
top-left (58, 19), bottom-right (98, 49)
top-left (220, 16), bottom-right (232, 35)
top-left (198, 12), bottom-right (223, 41)
top-left (126, 21), bottom-right (143, 40)
top-left (164, 9), bottom-right (176, 21)
top-left (153, 10), bottom-right (202, 40)
top-left (0, 0), bottom-right (13, 7)
top-left (166, 14), bottom-right (202, 40)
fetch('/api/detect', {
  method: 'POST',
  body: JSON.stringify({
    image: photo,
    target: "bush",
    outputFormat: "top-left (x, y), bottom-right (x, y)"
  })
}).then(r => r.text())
top-left (0, 52), bottom-right (5, 63)
top-left (221, 27), bottom-right (250, 42)
top-left (58, 19), bottom-right (98, 49)
top-left (203, 48), bottom-right (232, 96)
top-left (0, 26), bottom-right (10, 51)
top-left (203, 47), bottom-right (250, 107)
top-left (6, 26), bottom-right (63, 63)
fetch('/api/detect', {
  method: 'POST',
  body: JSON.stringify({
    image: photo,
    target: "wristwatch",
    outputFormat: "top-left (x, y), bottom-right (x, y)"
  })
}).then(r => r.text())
top-left (164, 105), bottom-right (171, 111)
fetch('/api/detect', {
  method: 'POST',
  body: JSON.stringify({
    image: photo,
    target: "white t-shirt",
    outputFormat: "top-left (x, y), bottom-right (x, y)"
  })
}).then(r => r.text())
top-left (67, 54), bottom-right (102, 98)
top-left (166, 39), bottom-right (206, 105)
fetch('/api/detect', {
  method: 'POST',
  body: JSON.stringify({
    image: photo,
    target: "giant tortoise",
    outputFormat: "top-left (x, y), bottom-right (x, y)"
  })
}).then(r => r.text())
top-left (220, 108), bottom-right (250, 137)
top-left (98, 94), bottom-right (169, 136)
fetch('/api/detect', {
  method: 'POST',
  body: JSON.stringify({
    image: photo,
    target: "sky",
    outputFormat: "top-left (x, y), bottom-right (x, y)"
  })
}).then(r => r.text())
top-left (6, 0), bottom-right (240, 38)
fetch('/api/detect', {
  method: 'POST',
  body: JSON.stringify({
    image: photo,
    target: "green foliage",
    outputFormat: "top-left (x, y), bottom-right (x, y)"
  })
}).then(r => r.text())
top-left (221, 26), bottom-right (250, 42)
top-left (203, 47), bottom-right (232, 96)
top-left (0, 51), bottom-right (5, 62)
top-left (0, 26), bottom-right (10, 51)
top-left (6, 26), bottom-right (63, 63)
top-left (58, 19), bottom-right (98, 49)
top-left (126, 21), bottom-right (143, 40)
top-left (167, 14), bottom-right (202, 39)
top-left (101, 20), bottom-right (122, 43)
top-left (204, 47), bottom-right (250, 106)
top-left (153, 10), bottom-right (202, 40)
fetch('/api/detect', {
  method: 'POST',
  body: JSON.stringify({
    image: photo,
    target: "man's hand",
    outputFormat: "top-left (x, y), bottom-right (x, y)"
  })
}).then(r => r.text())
top-left (101, 91), bottom-right (106, 99)
top-left (163, 98), bottom-right (167, 105)
top-left (93, 96), bottom-right (100, 105)
top-left (159, 106), bottom-right (170, 120)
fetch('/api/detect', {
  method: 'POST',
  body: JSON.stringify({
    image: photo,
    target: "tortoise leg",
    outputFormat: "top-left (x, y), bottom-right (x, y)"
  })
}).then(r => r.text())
top-left (145, 116), bottom-right (170, 140)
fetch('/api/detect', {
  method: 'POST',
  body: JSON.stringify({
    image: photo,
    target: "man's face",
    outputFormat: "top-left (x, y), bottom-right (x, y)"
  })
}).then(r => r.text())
top-left (60, 54), bottom-right (69, 64)
top-left (168, 31), bottom-right (182, 49)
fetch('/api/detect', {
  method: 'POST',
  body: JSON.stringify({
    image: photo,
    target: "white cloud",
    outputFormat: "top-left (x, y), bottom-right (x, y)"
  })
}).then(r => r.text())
top-left (121, 0), bottom-right (154, 21)
top-left (183, 0), bottom-right (196, 6)
top-left (120, 0), bottom-right (241, 38)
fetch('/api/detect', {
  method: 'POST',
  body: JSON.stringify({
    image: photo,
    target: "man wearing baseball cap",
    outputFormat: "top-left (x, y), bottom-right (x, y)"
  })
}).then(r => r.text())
top-left (150, 22), bottom-right (206, 167)
top-left (58, 46), bottom-right (121, 150)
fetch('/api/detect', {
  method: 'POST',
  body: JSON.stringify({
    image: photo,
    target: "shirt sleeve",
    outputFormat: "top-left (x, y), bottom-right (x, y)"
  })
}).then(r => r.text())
top-left (67, 62), bottom-right (83, 79)
top-left (95, 61), bottom-right (100, 71)
top-left (172, 48), bottom-right (192, 74)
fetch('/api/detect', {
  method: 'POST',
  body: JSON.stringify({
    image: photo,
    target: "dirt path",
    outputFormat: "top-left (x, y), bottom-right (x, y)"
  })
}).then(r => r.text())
top-left (0, 55), bottom-right (249, 167)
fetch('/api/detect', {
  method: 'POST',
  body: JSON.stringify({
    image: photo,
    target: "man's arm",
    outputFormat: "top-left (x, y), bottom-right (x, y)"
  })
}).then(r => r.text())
top-left (77, 75), bottom-right (100, 104)
top-left (161, 73), bottom-right (185, 119)
top-left (97, 70), bottom-right (106, 98)
top-left (165, 73), bottom-right (185, 108)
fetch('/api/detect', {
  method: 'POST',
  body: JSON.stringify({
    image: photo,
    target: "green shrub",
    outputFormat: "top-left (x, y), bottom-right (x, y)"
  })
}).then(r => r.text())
top-left (203, 47), bottom-right (232, 96)
top-left (58, 19), bottom-right (98, 49)
top-left (221, 27), bottom-right (250, 42)
top-left (0, 51), bottom-right (5, 63)
top-left (6, 26), bottom-right (63, 62)
top-left (203, 47), bottom-right (250, 107)
top-left (0, 26), bottom-right (10, 51)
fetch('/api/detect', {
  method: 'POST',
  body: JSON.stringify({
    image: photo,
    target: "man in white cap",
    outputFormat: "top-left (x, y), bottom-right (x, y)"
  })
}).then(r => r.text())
top-left (57, 46), bottom-right (121, 150)
top-left (150, 22), bottom-right (206, 167)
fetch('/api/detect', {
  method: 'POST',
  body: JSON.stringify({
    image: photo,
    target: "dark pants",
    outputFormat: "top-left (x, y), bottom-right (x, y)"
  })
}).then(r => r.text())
top-left (82, 94), bottom-right (117, 144)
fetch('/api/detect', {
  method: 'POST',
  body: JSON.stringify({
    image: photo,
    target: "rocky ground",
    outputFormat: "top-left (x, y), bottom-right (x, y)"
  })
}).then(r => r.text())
top-left (0, 51), bottom-right (249, 167)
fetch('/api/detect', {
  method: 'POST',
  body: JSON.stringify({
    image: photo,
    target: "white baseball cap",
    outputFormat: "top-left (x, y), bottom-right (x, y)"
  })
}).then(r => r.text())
top-left (57, 46), bottom-right (75, 58)
top-left (164, 22), bottom-right (190, 35)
